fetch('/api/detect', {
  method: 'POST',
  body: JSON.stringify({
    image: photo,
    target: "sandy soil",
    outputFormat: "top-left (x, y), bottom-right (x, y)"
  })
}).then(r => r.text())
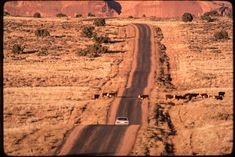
top-left (3, 14), bottom-right (233, 155)
top-left (130, 16), bottom-right (233, 155)
top-left (3, 16), bottom-right (134, 155)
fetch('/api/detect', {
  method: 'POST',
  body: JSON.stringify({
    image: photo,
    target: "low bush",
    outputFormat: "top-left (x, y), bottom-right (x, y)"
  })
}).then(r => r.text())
top-left (76, 14), bottom-right (82, 18)
top-left (142, 14), bottom-right (146, 17)
top-left (93, 35), bottom-right (110, 44)
top-left (35, 29), bottom-right (50, 37)
top-left (81, 26), bottom-right (96, 38)
top-left (155, 27), bottom-right (164, 41)
top-left (201, 15), bottom-right (215, 22)
top-left (214, 30), bottom-right (228, 40)
top-left (203, 10), bottom-right (219, 17)
top-left (182, 12), bottom-right (193, 22)
top-left (33, 12), bottom-right (41, 18)
top-left (93, 18), bottom-right (106, 26)
top-left (128, 16), bottom-right (134, 19)
top-left (76, 43), bottom-right (108, 58)
top-left (12, 44), bottom-right (24, 54)
top-left (56, 13), bottom-right (67, 17)
top-left (88, 12), bottom-right (95, 17)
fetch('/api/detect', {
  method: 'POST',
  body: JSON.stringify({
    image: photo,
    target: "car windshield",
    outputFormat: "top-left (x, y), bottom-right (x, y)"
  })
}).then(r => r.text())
top-left (117, 117), bottom-right (128, 121)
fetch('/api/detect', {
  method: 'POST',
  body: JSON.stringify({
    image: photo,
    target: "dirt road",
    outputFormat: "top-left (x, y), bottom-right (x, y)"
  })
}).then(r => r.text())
top-left (59, 24), bottom-right (153, 155)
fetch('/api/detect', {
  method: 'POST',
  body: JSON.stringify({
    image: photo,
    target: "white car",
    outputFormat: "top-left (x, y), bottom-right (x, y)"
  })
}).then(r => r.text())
top-left (115, 117), bottom-right (129, 125)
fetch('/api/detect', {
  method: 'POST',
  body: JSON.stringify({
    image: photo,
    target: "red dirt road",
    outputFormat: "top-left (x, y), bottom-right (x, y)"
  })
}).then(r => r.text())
top-left (58, 23), bottom-right (156, 155)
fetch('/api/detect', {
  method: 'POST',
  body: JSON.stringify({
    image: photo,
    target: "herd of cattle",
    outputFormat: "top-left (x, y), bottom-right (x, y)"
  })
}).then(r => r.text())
top-left (93, 91), bottom-right (150, 100)
top-left (165, 92), bottom-right (225, 101)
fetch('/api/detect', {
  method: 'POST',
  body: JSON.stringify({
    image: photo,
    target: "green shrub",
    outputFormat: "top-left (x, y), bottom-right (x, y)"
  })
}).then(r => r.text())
top-left (56, 13), bottom-right (67, 17)
top-left (4, 11), bottom-right (10, 16)
top-left (155, 27), bottom-right (164, 41)
top-left (203, 10), bottom-right (219, 17)
top-left (227, 11), bottom-right (233, 18)
top-left (93, 18), bottom-right (106, 26)
top-left (76, 14), bottom-right (82, 18)
top-left (76, 44), bottom-right (108, 58)
top-left (88, 12), bottom-right (95, 17)
top-left (33, 12), bottom-right (41, 18)
top-left (12, 44), bottom-right (24, 54)
top-left (38, 48), bottom-right (48, 56)
top-left (35, 29), bottom-right (50, 37)
top-left (93, 35), bottom-right (110, 44)
top-left (81, 26), bottom-right (95, 38)
top-left (182, 12), bottom-right (193, 22)
top-left (214, 30), bottom-right (228, 40)
top-left (201, 15), bottom-right (215, 22)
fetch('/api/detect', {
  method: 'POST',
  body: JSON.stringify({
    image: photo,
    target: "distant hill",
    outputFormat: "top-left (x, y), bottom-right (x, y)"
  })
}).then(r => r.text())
top-left (4, 1), bottom-right (232, 18)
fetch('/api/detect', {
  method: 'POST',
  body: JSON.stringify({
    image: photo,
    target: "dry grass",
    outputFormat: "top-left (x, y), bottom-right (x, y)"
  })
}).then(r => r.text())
top-left (131, 16), bottom-right (233, 155)
top-left (3, 16), bottom-right (133, 155)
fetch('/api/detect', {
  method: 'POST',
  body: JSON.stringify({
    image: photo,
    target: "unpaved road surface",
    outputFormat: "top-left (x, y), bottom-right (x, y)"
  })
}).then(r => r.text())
top-left (59, 24), bottom-right (153, 155)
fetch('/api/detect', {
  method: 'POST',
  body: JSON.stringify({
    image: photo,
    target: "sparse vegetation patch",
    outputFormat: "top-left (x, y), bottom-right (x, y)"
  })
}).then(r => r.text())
top-left (182, 13), bottom-right (193, 22)
top-left (76, 14), bottom-right (82, 18)
top-left (35, 29), bottom-right (50, 37)
top-left (12, 44), bottom-right (25, 54)
top-left (81, 26), bottom-right (96, 38)
top-left (203, 10), bottom-right (219, 17)
top-left (93, 18), bottom-right (106, 26)
top-left (214, 30), bottom-right (228, 40)
top-left (4, 11), bottom-right (10, 16)
top-left (88, 12), bottom-right (95, 17)
top-left (93, 35), bottom-right (110, 44)
top-left (76, 43), bottom-right (108, 58)
top-left (56, 13), bottom-right (67, 17)
top-left (33, 12), bottom-right (41, 18)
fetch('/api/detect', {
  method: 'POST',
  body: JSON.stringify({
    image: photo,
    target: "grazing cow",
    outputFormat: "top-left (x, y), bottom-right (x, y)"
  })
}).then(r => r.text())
top-left (107, 92), bottom-right (117, 98)
top-left (165, 94), bottom-right (174, 100)
top-left (168, 102), bottom-right (175, 106)
top-left (138, 94), bottom-right (149, 99)
top-left (218, 92), bottom-right (225, 97)
top-left (102, 93), bottom-right (109, 97)
top-left (200, 93), bottom-right (209, 98)
top-left (190, 93), bottom-right (199, 98)
top-left (175, 95), bottom-right (185, 100)
top-left (93, 94), bottom-right (100, 99)
top-left (214, 95), bottom-right (223, 100)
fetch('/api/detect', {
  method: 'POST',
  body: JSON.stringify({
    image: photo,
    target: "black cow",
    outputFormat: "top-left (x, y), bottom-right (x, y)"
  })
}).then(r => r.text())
top-left (165, 94), bottom-right (174, 100)
top-left (175, 95), bottom-right (185, 100)
top-left (107, 92), bottom-right (117, 98)
top-left (138, 95), bottom-right (149, 99)
top-left (214, 95), bottom-right (223, 100)
top-left (200, 93), bottom-right (209, 98)
top-left (93, 94), bottom-right (100, 99)
top-left (218, 92), bottom-right (225, 97)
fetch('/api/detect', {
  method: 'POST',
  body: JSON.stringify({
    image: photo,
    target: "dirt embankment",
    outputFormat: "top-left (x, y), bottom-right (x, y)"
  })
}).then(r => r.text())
top-left (3, 16), bottom-right (135, 155)
top-left (131, 16), bottom-right (233, 155)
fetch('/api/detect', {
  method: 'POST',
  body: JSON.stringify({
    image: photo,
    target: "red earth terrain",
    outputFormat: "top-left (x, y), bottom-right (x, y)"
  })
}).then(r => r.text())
top-left (4, 1), bottom-right (232, 18)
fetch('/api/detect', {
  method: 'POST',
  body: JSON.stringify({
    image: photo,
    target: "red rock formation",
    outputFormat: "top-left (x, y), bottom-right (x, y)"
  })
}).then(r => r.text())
top-left (4, 0), bottom-right (232, 18)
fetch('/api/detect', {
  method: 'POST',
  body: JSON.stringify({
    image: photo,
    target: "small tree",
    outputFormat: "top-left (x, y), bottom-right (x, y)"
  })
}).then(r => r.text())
top-left (12, 44), bottom-right (24, 54)
top-left (76, 14), bottom-right (82, 18)
top-left (33, 12), bottom-right (41, 18)
top-left (93, 18), bottom-right (106, 26)
top-left (214, 30), bottom-right (228, 40)
top-left (56, 13), bottom-right (67, 17)
top-left (35, 29), bottom-right (50, 37)
top-left (88, 12), bottom-right (95, 17)
top-left (81, 26), bottom-right (95, 38)
top-left (182, 13), bottom-right (193, 22)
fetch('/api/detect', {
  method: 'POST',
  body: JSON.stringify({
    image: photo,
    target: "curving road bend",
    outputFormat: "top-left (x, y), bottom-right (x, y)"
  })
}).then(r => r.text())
top-left (59, 24), bottom-right (153, 155)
